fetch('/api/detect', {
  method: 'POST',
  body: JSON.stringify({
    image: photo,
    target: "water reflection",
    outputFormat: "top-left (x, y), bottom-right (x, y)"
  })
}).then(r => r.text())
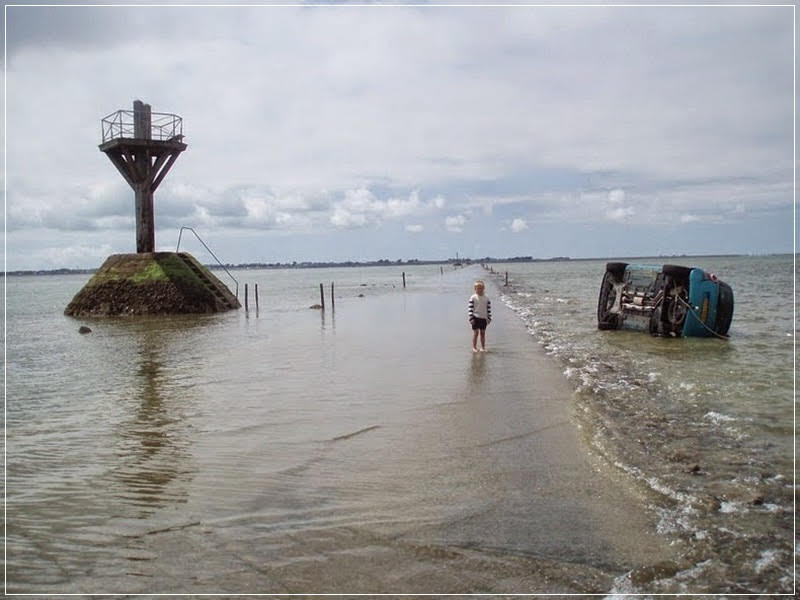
top-left (111, 320), bottom-right (196, 518)
top-left (468, 352), bottom-right (487, 386)
top-left (320, 306), bottom-right (336, 332)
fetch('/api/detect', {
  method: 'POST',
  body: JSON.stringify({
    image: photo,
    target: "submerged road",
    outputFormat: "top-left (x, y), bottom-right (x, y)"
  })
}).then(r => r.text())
top-left (20, 266), bottom-right (675, 595)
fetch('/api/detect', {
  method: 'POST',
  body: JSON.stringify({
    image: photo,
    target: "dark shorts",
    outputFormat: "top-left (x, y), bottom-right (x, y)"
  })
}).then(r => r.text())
top-left (471, 317), bottom-right (488, 331)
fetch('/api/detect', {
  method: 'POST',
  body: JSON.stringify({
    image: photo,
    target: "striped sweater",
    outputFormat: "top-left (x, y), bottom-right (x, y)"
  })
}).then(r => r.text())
top-left (468, 293), bottom-right (492, 322)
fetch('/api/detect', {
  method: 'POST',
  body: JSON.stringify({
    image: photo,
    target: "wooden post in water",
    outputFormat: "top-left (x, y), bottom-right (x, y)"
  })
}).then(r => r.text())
top-left (331, 282), bottom-right (335, 309)
top-left (244, 283), bottom-right (249, 311)
top-left (255, 284), bottom-right (259, 312)
top-left (319, 283), bottom-right (325, 310)
top-left (440, 266), bottom-right (443, 275)
top-left (505, 271), bottom-right (509, 286)
top-left (402, 272), bottom-right (406, 288)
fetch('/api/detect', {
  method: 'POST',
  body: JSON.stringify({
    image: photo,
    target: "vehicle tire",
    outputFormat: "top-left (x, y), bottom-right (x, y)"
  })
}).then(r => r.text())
top-left (605, 262), bottom-right (628, 280)
top-left (597, 271), bottom-right (620, 330)
top-left (661, 276), bottom-right (688, 336)
top-left (715, 281), bottom-right (734, 336)
top-left (662, 264), bottom-right (693, 280)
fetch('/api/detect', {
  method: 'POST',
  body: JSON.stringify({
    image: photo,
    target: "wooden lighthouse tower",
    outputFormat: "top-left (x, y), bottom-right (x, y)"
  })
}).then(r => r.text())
top-left (64, 101), bottom-right (240, 316)
top-left (99, 100), bottom-right (187, 253)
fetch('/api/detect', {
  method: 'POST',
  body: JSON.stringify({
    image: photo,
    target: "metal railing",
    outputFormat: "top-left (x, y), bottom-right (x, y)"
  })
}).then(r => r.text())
top-left (176, 226), bottom-right (239, 299)
top-left (101, 110), bottom-right (183, 143)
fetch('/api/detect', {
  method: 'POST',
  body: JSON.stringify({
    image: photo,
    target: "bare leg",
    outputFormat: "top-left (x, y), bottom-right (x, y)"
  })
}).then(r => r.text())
top-left (472, 329), bottom-right (479, 351)
top-left (480, 329), bottom-right (486, 350)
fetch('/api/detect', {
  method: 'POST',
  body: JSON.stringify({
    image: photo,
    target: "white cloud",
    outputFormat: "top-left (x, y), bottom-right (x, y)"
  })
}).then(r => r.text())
top-left (35, 243), bottom-right (114, 269)
top-left (385, 190), bottom-right (424, 218)
top-left (680, 214), bottom-right (701, 223)
top-left (405, 224), bottom-right (424, 233)
top-left (4, 5), bottom-right (793, 267)
top-left (606, 206), bottom-right (635, 221)
top-left (608, 188), bottom-right (625, 205)
top-left (330, 206), bottom-right (369, 229)
top-left (445, 214), bottom-right (467, 232)
top-left (510, 218), bottom-right (528, 233)
top-left (329, 188), bottom-right (444, 229)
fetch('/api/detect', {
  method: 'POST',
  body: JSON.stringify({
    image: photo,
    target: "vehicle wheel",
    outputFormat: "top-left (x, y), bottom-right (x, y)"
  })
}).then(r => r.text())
top-left (715, 281), bottom-right (734, 336)
top-left (605, 262), bottom-right (628, 280)
top-left (662, 264), bottom-right (693, 280)
top-left (661, 277), bottom-right (688, 335)
top-left (597, 271), bottom-right (620, 330)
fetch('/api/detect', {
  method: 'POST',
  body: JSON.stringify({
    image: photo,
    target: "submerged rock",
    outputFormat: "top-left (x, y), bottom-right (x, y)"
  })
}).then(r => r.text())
top-left (78, 326), bottom-right (92, 334)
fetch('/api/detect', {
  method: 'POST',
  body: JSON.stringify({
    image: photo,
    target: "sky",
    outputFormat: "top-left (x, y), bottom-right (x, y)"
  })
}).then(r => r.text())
top-left (3, 1), bottom-right (796, 270)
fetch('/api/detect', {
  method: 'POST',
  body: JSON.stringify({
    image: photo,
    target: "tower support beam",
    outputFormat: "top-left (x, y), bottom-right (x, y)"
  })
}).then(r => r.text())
top-left (99, 100), bottom-right (186, 254)
top-left (135, 186), bottom-right (155, 253)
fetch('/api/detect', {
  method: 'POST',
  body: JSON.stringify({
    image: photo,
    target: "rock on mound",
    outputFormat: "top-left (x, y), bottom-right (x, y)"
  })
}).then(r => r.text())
top-left (65, 252), bottom-right (240, 316)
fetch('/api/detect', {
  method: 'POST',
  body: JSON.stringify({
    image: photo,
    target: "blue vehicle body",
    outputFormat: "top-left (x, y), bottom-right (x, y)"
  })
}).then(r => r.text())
top-left (597, 262), bottom-right (734, 338)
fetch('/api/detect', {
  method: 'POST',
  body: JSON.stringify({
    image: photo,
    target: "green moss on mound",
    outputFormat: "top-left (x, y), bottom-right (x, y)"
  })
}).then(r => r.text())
top-left (82, 253), bottom-right (198, 287)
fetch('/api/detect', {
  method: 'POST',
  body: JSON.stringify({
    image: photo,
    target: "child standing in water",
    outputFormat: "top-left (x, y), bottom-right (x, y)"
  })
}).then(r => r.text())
top-left (468, 279), bottom-right (492, 352)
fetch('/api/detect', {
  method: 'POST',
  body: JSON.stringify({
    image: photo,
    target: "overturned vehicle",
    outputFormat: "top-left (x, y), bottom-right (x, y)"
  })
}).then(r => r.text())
top-left (597, 263), bottom-right (734, 338)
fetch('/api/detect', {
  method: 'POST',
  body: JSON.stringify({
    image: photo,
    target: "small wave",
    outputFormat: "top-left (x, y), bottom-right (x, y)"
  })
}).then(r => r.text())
top-left (719, 500), bottom-right (747, 514)
top-left (754, 549), bottom-right (781, 574)
top-left (704, 411), bottom-right (736, 424)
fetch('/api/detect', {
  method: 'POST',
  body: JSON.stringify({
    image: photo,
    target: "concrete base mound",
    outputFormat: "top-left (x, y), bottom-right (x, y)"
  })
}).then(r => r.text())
top-left (64, 252), bottom-right (240, 317)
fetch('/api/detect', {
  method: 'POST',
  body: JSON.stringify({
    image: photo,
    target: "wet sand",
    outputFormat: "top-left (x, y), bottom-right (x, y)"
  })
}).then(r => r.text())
top-left (44, 267), bottom-right (675, 596)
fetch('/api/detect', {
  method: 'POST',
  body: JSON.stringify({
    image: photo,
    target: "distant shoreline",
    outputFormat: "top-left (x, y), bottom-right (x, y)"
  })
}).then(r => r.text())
top-left (4, 252), bottom-right (770, 277)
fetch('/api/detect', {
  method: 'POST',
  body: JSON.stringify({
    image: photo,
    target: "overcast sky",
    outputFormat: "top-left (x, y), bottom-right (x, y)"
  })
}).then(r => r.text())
top-left (3, 2), bottom-right (795, 270)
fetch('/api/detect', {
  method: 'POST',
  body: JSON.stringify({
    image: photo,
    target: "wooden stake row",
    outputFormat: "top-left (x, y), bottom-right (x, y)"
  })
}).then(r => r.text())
top-left (243, 283), bottom-right (259, 312)
top-left (242, 271), bottom-right (411, 315)
top-left (314, 272), bottom-right (407, 311)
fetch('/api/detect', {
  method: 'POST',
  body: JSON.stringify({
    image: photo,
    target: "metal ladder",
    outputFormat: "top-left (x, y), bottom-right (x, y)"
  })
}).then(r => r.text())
top-left (176, 226), bottom-right (239, 300)
top-left (176, 252), bottom-right (237, 310)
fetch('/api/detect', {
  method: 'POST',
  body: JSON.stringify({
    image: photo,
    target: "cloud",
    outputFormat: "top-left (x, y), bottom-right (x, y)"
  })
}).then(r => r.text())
top-left (329, 188), bottom-right (444, 229)
top-left (20, 242), bottom-right (116, 270)
top-left (608, 188), bottom-right (625, 205)
top-left (3, 5), bottom-right (793, 268)
top-left (405, 224), bottom-right (424, 233)
top-left (606, 206), bottom-right (635, 222)
top-left (510, 218), bottom-right (528, 233)
top-left (601, 188), bottom-right (635, 221)
top-left (445, 214), bottom-right (467, 233)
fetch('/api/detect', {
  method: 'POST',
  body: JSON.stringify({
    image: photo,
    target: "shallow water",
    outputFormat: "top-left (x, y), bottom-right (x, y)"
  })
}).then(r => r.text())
top-left (489, 254), bottom-right (794, 593)
top-left (6, 257), bottom-right (794, 594)
top-left (7, 264), bottom-right (665, 594)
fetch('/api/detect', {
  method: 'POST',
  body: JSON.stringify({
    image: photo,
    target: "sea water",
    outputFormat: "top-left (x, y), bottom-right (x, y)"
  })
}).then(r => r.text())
top-left (5, 256), bottom-right (794, 594)
top-left (490, 254), bottom-right (794, 593)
